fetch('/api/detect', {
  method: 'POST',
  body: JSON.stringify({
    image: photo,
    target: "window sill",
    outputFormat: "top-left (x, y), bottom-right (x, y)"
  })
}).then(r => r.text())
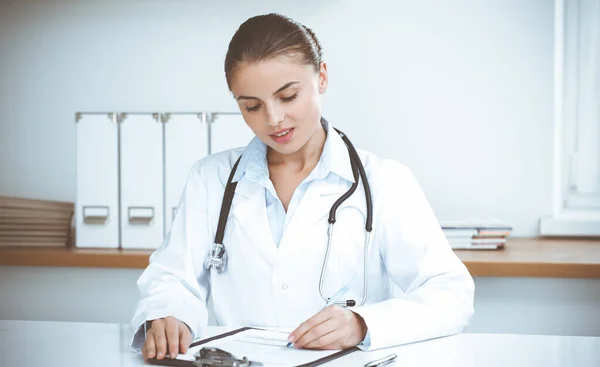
top-left (540, 211), bottom-right (600, 236)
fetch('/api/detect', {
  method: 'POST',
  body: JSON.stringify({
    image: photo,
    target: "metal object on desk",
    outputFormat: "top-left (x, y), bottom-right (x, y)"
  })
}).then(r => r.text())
top-left (364, 353), bottom-right (397, 367)
top-left (195, 347), bottom-right (263, 366)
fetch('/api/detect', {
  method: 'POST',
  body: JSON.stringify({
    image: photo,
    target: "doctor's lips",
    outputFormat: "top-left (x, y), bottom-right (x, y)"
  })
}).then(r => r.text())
top-left (269, 128), bottom-right (295, 144)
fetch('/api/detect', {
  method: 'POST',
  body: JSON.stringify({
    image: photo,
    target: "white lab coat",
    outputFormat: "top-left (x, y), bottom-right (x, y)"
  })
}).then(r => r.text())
top-left (131, 129), bottom-right (475, 351)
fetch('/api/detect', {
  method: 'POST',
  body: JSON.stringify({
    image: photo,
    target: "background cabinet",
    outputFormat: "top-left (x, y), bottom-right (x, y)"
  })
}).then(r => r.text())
top-left (75, 111), bottom-right (247, 249)
top-left (75, 113), bottom-right (119, 248)
top-left (119, 113), bottom-right (164, 250)
top-left (209, 113), bottom-right (254, 155)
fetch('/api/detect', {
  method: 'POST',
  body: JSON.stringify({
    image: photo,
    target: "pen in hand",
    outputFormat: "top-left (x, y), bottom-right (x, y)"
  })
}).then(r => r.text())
top-left (286, 276), bottom-right (358, 348)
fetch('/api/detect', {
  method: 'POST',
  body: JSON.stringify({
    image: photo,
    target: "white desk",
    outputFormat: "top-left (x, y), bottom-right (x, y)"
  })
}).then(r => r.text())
top-left (0, 320), bottom-right (598, 366)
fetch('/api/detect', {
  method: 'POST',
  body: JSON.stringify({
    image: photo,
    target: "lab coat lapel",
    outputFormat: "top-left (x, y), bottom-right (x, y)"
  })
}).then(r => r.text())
top-left (230, 179), bottom-right (277, 266)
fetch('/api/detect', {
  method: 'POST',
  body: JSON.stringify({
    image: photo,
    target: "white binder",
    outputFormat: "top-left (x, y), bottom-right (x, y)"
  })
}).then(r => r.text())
top-left (209, 113), bottom-right (254, 154)
top-left (164, 113), bottom-right (209, 234)
top-left (119, 113), bottom-right (164, 249)
top-left (75, 113), bottom-right (119, 248)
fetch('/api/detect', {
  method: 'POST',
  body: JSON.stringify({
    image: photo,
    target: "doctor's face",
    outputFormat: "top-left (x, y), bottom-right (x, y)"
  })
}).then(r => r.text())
top-left (229, 57), bottom-right (328, 156)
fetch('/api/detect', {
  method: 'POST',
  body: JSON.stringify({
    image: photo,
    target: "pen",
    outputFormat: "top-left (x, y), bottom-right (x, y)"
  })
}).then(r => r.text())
top-left (286, 276), bottom-right (358, 347)
top-left (364, 354), bottom-right (397, 367)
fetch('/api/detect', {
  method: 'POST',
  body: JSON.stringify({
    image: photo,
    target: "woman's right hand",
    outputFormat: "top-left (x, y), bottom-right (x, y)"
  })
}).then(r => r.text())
top-left (142, 316), bottom-right (192, 360)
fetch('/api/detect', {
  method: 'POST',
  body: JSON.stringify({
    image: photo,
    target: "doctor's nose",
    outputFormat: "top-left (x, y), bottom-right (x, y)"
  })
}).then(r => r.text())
top-left (265, 105), bottom-right (284, 128)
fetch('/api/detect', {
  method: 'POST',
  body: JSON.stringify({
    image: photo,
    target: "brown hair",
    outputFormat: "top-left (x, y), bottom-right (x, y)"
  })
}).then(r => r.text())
top-left (224, 13), bottom-right (323, 90)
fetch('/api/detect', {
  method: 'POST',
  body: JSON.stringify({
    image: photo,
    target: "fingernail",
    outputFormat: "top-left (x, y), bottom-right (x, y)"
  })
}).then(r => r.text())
top-left (288, 335), bottom-right (295, 343)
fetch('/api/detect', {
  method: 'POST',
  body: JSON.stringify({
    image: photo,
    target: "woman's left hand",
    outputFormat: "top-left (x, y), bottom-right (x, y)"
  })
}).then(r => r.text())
top-left (287, 305), bottom-right (368, 349)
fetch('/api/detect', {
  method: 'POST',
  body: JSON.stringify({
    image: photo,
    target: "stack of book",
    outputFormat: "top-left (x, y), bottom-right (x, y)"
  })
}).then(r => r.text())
top-left (0, 196), bottom-right (74, 248)
top-left (441, 222), bottom-right (512, 250)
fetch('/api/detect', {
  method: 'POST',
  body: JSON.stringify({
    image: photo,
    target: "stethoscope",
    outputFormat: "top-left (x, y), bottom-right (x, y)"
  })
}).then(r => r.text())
top-left (203, 121), bottom-right (373, 308)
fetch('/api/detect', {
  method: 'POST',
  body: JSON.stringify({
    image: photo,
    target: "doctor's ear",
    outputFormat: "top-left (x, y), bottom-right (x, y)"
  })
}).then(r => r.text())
top-left (318, 62), bottom-right (328, 94)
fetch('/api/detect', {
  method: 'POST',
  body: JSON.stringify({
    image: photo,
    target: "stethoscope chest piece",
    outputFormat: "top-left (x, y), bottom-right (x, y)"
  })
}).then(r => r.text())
top-left (204, 242), bottom-right (228, 273)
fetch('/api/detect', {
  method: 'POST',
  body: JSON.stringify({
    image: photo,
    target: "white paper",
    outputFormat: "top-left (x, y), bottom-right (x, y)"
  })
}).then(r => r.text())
top-left (176, 328), bottom-right (341, 366)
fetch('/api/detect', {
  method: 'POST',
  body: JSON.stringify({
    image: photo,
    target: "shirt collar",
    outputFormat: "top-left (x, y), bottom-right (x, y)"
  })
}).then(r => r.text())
top-left (231, 135), bottom-right (268, 184)
top-left (232, 117), bottom-right (355, 184)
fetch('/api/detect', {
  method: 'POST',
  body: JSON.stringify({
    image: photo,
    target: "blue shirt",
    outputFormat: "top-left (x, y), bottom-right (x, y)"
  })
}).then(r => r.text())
top-left (231, 119), bottom-right (371, 346)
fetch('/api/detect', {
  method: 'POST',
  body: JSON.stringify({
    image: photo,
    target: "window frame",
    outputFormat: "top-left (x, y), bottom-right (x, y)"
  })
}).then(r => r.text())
top-left (541, 0), bottom-right (600, 236)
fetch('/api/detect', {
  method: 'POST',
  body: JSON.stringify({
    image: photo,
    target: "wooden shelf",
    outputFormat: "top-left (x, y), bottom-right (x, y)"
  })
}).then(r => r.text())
top-left (1, 238), bottom-right (599, 278)
top-left (0, 247), bottom-right (151, 269)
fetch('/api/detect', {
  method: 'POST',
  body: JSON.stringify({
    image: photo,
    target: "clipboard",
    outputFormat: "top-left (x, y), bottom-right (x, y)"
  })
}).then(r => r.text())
top-left (147, 327), bottom-right (359, 367)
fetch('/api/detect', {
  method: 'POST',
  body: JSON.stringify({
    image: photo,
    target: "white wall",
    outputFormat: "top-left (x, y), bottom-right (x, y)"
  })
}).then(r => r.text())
top-left (2, 267), bottom-right (599, 337)
top-left (0, 0), bottom-right (554, 236)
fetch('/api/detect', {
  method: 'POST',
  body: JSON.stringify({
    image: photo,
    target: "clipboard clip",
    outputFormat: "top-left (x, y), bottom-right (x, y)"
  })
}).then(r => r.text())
top-left (195, 347), bottom-right (263, 367)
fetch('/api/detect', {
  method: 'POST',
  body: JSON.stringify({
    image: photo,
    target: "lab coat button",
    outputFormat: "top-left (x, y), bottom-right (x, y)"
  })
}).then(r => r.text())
top-left (281, 283), bottom-right (288, 290)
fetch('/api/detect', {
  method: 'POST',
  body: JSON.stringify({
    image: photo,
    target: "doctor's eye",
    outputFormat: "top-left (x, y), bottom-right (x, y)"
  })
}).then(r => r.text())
top-left (245, 104), bottom-right (262, 112)
top-left (280, 93), bottom-right (298, 103)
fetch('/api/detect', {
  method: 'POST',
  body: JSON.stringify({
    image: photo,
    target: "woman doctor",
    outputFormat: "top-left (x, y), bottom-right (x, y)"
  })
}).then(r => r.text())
top-left (132, 13), bottom-right (474, 361)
